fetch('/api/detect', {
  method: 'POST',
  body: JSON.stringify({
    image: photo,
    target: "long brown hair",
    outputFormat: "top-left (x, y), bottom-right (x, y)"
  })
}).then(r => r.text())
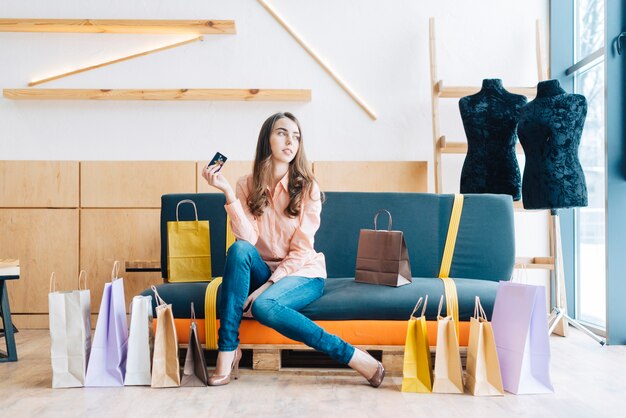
top-left (248, 112), bottom-right (318, 218)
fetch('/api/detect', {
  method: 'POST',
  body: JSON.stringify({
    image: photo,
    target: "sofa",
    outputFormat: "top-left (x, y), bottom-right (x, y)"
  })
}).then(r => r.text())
top-left (142, 192), bottom-right (514, 355)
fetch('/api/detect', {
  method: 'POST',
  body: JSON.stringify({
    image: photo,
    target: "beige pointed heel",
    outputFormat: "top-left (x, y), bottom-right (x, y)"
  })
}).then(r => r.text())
top-left (208, 348), bottom-right (242, 386)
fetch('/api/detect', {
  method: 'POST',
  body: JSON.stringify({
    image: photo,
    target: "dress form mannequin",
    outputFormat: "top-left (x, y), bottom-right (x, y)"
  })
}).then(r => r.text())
top-left (517, 79), bottom-right (588, 209)
top-left (459, 79), bottom-right (527, 200)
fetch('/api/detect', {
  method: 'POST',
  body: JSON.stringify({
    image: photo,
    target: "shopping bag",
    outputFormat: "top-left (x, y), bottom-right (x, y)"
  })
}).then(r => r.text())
top-left (167, 199), bottom-right (212, 282)
top-left (401, 295), bottom-right (432, 393)
top-left (466, 296), bottom-right (504, 396)
top-left (85, 261), bottom-right (129, 387)
top-left (48, 271), bottom-right (92, 388)
top-left (355, 209), bottom-right (411, 287)
top-left (432, 295), bottom-right (464, 394)
top-left (491, 281), bottom-right (554, 394)
top-left (151, 286), bottom-right (181, 388)
top-left (124, 295), bottom-right (154, 386)
top-left (181, 302), bottom-right (209, 387)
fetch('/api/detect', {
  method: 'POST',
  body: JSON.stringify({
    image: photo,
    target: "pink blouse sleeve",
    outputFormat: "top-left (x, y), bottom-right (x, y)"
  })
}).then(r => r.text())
top-left (268, 182), bottom-right (322, 283)
top-left (224, 177), bottom-right (260, 245)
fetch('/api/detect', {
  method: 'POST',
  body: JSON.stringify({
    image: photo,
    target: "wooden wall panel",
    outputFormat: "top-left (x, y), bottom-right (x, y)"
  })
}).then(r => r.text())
top-left (81, 161), bottom-right (196, 208)
top-left (197, 161), bottom-right (253, 193)
top-left (80, 209), bottom-right (161, 313)
top-left (0, 161), bottom-right (79, 207)
top-left (0, 209), bottom-right (79, 313)
top-left (312, 161), bottom-right (428, 192)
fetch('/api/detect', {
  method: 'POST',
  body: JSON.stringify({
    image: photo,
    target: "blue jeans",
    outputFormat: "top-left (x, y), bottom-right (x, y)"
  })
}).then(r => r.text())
top-left (218, 241), bottom-right (355, 364)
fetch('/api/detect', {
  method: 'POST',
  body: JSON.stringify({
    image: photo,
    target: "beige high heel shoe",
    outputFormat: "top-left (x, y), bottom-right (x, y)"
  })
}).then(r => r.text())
top-left (208, 348), bottom-right (242, 386)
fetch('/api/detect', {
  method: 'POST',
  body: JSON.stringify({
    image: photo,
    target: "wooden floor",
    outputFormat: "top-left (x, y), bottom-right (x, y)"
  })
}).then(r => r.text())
top-left (1, 328), bottom-right (625, 418)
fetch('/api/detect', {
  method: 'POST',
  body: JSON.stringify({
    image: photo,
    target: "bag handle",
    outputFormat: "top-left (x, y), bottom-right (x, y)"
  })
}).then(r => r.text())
top-left (49, 272), bottom-right (56, 293)
top-left (78, 270), bottom-right (88, 290)
top-left (190, 301), bottom-right (196, 322)
top-left (373, 209), bottom-right (392, 231)
top-left (176, 199), bottom-right (199, 222)
top-left (437, 294), bottom-right (444, 318)
top-left (473, 296), bottom-right (487, 321)
top-left (409, 295), bottom-right (429, 319)
top-left (151, 285), bottom-right (166, 306)
top-left (111, 260), bottom-right (121, 281)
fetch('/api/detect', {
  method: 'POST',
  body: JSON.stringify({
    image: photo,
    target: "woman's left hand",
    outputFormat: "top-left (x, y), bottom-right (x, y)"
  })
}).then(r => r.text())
top-left (242, 282), bottom-right (273, 318)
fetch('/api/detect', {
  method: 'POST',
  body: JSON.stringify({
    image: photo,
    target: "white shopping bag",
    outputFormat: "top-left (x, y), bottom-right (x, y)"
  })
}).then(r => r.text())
top-left (124, 295), bottom-right (154, 386)
top-left (48, 271), bottom-right (92, 388)
top-left (491, 281), bottom-right (554, 394)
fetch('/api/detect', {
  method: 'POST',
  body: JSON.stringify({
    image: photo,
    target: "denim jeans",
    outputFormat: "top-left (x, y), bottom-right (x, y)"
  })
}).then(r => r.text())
top-left (218, 241), bottom-right (355, 364)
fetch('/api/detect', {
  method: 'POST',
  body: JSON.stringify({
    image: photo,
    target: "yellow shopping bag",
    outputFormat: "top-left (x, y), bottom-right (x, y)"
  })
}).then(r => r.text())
top-left (402, 295), bottom-right (433, 393)
top-left (167, 199), bottom-right (212, 282)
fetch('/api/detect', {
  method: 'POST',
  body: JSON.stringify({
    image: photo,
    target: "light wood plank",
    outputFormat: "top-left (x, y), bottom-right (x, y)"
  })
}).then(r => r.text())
top-left (0, 209), bottom-right (79, 313)
top-left (313, 161), bottom-right (428, 192)
top-left (80, 209), bottom-right (161, 314)
top-left (3, 88), bottom-right (312, 101)
top-left (515, 256), bottom-right (554, 270)
top-left (257, 0), bottom-right (376, 120)
top-left (429, 18), bottom-right (442, 193)
top-left (0, 18), bottom-right (236, 34)
top-left (0, 161), bottom-right (79, 208)
top-left (197, 161), bottom-right (252, 193)
top-left (29, 36), bottom-right (203, 87)
top-left (252, 349), bottom-right (281, 371)
top-left (437, 83), bottom-right (537, 98)
top-left (80, 161), bottom-right (196, 208)
top-left (439, 138), bottom-right (525, 154)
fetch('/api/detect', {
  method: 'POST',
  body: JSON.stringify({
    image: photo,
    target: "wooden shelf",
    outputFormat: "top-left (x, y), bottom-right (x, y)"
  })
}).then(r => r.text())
top-left (515, 257), bottom-right (554, 270)
top-left (434, 81), bottom-right (536, 99)
top-left (438, 137), bottom-right (524, 154)
top-left (3, 88), bottom-right (312, 101)
top-left (125, 260), bottom-right (161, 273)
top-left (0, 18), bottom-right (236, 34)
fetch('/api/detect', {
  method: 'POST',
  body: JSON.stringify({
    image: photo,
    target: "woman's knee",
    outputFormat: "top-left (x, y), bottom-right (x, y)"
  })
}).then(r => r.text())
top-left (251, 297), bottom-right (279, 325)
top-left (226, 240), bottom-right (255, 261)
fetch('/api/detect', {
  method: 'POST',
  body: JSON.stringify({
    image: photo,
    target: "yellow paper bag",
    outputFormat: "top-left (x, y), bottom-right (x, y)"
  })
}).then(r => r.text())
top-left (466, 296), bottom-right (504, 396)
top-left (432, 295), bottom-right (464, 394)
top-left (167, 199), bottom-right (212, 282)
top-left (401, 296), bottom-right (433, 393)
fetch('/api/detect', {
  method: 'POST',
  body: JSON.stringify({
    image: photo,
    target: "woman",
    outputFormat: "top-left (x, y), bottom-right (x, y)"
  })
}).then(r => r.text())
top-left (202, 112), bottom-right (384, 387)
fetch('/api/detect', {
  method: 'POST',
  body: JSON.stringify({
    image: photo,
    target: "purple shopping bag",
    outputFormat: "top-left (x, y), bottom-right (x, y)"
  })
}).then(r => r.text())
top-left (491, 281), bottom-right (554, 394)
top-left (85, 262), bottom-right (129, 387)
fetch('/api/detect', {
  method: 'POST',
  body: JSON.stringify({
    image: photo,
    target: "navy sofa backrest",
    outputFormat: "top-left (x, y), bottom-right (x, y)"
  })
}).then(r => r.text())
top-left (161, 192), bottom-right (515, 282)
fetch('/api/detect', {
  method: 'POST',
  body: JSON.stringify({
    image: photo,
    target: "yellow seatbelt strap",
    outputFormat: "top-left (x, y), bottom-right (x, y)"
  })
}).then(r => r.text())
top-left (204, 276), bottom-right (222, 350)
top-left (438, 194), bottom-right (464, 338)
top-left (204, 214), bottom-right (236, 349)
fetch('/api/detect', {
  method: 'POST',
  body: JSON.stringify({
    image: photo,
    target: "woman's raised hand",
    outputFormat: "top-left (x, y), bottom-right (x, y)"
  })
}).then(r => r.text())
top-left (202, 164), bottom-right (233, 195)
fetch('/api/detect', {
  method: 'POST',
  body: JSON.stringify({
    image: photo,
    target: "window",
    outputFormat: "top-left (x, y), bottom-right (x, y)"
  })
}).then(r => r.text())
top-left (574, 0), bottom-right (605, 328)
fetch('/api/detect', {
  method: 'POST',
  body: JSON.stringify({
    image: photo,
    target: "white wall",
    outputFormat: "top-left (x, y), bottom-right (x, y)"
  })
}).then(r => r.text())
top-left (0, 0), bottom-right (550, 281)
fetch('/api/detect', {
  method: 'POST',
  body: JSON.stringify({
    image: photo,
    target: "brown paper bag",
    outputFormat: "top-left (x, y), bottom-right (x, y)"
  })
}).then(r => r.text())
top-left (181, 303), bottom-right (209, 387)
top-left (432, 295), bottom-right (464, 394)
top-left (150, 286), bottom-right (180, 388)
top-left (466, 296), bottom-right (504, 396)
top-left (355, 209), bottom-right (411, 287)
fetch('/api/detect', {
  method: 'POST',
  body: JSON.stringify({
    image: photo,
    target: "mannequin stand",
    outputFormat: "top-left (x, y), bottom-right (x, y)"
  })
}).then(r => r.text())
top-left (547, 209), bottom-right (605, 345)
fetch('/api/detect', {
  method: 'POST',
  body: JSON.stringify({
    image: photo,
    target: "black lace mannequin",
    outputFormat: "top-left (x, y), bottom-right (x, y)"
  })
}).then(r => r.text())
top-left (518, 79), bottom-right (588, 209)
top-left (459, 79), bottom-right (527, 200)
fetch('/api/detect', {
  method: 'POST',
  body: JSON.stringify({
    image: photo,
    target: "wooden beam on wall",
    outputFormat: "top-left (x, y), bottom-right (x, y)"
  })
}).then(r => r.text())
top-left (29, 36), bottom-right (204, 87)
top-left (0, 18), bottom-right (236, 34)
top-left (257, 0), bottom-right (377, 120)
top-left (3, 88), bottom-right (312, 101)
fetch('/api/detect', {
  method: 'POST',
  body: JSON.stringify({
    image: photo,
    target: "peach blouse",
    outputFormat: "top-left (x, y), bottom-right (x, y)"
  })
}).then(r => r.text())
top-left (224, 173), bottom-right (327, 283)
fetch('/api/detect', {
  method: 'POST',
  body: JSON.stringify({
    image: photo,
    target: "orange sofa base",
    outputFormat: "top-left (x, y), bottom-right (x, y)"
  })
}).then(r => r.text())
top-left (169, 319), bottom-right (470, 347)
